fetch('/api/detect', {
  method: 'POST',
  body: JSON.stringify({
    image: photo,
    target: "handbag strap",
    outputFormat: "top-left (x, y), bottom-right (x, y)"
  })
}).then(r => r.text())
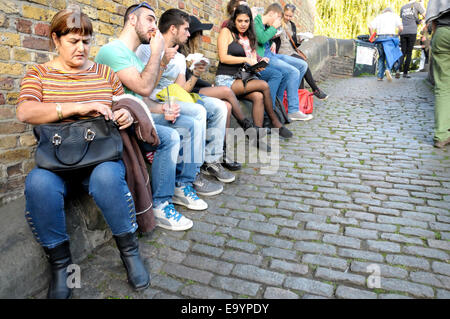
top-left (285, 27), bottom-right (298, 51)
top-left (53, 128), bottom-right (95, 166)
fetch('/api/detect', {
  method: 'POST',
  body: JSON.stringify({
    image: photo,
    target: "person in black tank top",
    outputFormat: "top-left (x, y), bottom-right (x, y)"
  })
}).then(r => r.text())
top-left (216, 5), bottom-right (293, 143)
top-left (179, 15), bottom-right (251, 170)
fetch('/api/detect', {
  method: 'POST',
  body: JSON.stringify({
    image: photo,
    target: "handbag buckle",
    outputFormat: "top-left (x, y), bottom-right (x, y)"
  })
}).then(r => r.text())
top-left (85, 129), bottom-right (95, 141)
top-left (52, 134), bottom-right (62, 146)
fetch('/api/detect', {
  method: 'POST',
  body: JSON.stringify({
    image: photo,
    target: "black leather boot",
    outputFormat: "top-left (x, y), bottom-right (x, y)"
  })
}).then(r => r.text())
top-left (114, 232), bottom-right (150, 291)
top-left (222, 142), bottom-right (241, 171)
top-left (43, 241), bottom-right (73, 299)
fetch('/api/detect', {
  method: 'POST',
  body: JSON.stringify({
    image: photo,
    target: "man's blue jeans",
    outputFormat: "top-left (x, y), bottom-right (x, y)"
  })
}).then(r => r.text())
top-left (139, 124), bottom-right (180, 207)
top-left (259, 64), bottom-right (283, 109)
top-left (197, 96), bottom-right (227, 163)
top-left (152, 103), bottom-right (206, 186)
top-left (24, 160), bottom-right (138, 248)
top-left (260, 54), bottom-right (308, 114)
top-left (274, 54), bottom-right (308, 114)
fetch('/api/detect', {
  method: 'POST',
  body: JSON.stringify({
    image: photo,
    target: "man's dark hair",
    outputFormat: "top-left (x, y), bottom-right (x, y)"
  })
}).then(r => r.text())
top-left (123, 4), bottom-right (155, 25)
top-left (158, 8), bottom-right (190, 34)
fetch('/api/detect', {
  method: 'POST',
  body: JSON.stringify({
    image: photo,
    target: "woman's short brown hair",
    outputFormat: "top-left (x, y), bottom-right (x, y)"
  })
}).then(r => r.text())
top-left (49, 8), bottom-right (93, 47)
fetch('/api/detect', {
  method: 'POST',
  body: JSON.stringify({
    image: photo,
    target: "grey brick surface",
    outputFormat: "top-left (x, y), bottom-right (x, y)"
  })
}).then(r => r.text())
top-left (335, 285), bottom-right (377, 299)
top-left (380, 278), bottom-right (435, 298)
top-left (410, 271), bottom-right (450, 289)
top-left (162, 263), bottom-right (214, 285)
top-left (302, 253), bottom-right (348, 271)
top-left (432, 261), bottom-right (450, 276)
top-left (402, 246), bottom-right (449, 261)
top-left (345, 227), bottom-right (378, 239)
top-left (323, 234), bottom-right (362, 249)
top-left (284, 277), bottom-right (334, 297)
top-left (181, 284), bottom-right (233, 299)
top-left (338, 248), bottom-right (384, 263)
top-left (264, 287), bottom-right (300, 299)
top-left (269, 259), bottom-right (309, 275)
top-left (367, 240), bottom-right (401, 253)
top-left (350, 261), bottom-right (408, 279)
top-left (306, 221), bottom-right (340, 234)
top-left (386, 254), bottom-right (430, 270)
top-left (210, 276), bottom-right (261, 296)
top-left (294, 241), bottom-right (337, 255)
top-left (232, 264), bottom-right (286, 286)
top-left (315, 267), bottom-right (366, 286)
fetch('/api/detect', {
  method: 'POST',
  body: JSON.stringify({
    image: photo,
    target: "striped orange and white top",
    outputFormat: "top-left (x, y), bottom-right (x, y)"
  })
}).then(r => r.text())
top-left (18, 62), bottom-right (124, 121)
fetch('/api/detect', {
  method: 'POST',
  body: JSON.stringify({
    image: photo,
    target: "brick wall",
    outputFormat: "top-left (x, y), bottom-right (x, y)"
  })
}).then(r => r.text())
top-left (0, 0), bottom-right (315, 206)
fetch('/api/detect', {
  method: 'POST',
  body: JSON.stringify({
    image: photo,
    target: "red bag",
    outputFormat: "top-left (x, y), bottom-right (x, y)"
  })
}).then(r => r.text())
top-left (283, 89), bottom-right (314, 114)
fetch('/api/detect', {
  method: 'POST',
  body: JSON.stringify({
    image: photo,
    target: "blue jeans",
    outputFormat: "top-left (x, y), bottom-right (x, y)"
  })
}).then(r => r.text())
top-left (259, 64), bottom-right (283, 109)
top-left (139, 124), bottom-right (180, 207)
top-left (376, 35), bottom-right (397, 79)
top-left (260, 54), bottom-right (308, 114)
top-left (153, 104), bottom-right (206, 186)
top-left (198, 96), bottom-right (227, 163)
top-left (274, 54), bottom-right (308, 114)
top-left (24, 160), bottom-right (138, 248)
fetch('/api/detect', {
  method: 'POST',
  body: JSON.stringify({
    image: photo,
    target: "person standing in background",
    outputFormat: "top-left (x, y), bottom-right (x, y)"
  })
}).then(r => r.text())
top-left (397, 0), bottom-right (426, 78)
top-left (369, 8), bottom-right (403, 81)
top-left (426, 0), bottom-right (450, 148)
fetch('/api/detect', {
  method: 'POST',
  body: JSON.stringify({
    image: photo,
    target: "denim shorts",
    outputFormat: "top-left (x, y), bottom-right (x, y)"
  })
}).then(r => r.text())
top-left (215, 75), bottom-right (235, 88)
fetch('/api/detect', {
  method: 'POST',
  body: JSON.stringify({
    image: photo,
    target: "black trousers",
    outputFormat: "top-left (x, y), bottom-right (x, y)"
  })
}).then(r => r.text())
top-left (291, 54), bottom-right (319, 92)
top-left (399, 33), bottom-right (416, 75)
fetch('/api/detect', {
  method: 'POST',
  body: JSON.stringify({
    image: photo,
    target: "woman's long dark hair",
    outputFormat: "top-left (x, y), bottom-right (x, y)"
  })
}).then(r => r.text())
top-left (227, 5), bottom-right (256, 50)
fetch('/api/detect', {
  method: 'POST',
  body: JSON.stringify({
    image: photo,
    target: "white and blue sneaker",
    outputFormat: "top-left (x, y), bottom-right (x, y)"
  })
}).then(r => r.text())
top-left (173, 184), bottom-right (208, 211)
top-left (153, 201), bottom-right (193, 231)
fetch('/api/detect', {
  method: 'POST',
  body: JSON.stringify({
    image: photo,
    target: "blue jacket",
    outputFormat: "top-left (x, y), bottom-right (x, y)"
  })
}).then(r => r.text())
top-left (374, 37), bottom-right (403, 69)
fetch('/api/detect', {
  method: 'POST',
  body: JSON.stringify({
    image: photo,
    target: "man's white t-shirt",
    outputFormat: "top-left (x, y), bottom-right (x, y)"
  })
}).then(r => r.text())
top-left (135, 44), bottom-right (186, 101)
top-left (369, 11), bottom-right (403, 35)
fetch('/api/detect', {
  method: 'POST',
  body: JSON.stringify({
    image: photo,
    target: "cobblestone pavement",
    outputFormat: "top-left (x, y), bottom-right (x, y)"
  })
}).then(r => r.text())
top-left (41, 72), bottom-right (450, 299)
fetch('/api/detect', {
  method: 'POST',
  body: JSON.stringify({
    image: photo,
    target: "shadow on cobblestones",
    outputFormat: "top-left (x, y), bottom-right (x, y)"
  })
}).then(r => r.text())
top-left (35, 73), bottom-right (450, 299)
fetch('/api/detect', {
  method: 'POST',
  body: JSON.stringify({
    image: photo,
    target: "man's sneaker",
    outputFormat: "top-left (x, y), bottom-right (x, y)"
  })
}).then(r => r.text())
top-left (153, 201), bottom-right (193, 231)
top-left (173, 184), bottom-right (208, 210)
top-left (313, 90), bottom-right (328, 100)
top-left (201, 162), bottom-right (235, 183)
top-left (193, 173), bottom-right (223, 196)
top-left (289, 111), bottom-right (313, 121)
top-left (385, 70), bottom-right (392, 82)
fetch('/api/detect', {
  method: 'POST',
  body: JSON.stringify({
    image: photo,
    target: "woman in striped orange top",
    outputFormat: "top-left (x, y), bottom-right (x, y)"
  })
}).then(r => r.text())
top-left (16, 8), bottom-right (149, 298)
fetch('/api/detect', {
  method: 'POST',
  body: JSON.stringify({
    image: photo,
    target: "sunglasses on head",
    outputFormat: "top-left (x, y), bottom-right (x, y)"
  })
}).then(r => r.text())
top-left (285, 4), bottom-right (296, 10)
top-left (128, 2), bottom-right (155, 15)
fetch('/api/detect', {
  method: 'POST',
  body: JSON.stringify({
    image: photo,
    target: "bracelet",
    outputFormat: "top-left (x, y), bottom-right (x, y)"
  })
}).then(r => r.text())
top-left (55, 103), bottom-right (63, 120)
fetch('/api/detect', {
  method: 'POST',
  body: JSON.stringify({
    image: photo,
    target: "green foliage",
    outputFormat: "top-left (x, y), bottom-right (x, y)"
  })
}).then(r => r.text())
top-left (315, 0), bottom-right (408, 39)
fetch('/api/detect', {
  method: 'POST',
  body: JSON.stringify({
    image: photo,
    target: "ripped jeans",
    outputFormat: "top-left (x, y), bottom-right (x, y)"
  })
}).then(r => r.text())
top-left (24, 160), bottom-right (138, 248)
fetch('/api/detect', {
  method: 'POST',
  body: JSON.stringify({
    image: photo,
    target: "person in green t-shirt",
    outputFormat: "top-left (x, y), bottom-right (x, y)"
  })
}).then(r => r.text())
top-left (254, 3), bottom-right (311, 121)
top-left (96, 3), bottom-right (207, 232)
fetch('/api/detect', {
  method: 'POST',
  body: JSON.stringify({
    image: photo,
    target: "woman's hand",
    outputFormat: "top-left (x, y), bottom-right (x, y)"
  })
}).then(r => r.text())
top-left (245, 57), bottom-right (258, 66)
top-left (113, 108), bottom-right (134, 130)
top-left (77, 102), bottom-right (114, 120)
top-left (255, 57), bottom-right (270, 72)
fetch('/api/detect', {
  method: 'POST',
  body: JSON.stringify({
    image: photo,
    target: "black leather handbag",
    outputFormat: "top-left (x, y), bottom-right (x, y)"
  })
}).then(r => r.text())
top-left (33, 116), bottom-right (123, 172)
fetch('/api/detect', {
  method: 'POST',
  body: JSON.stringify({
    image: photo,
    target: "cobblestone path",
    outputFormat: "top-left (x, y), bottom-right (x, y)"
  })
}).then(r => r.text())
top-left (52, 73), bottom-right (450, 299)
